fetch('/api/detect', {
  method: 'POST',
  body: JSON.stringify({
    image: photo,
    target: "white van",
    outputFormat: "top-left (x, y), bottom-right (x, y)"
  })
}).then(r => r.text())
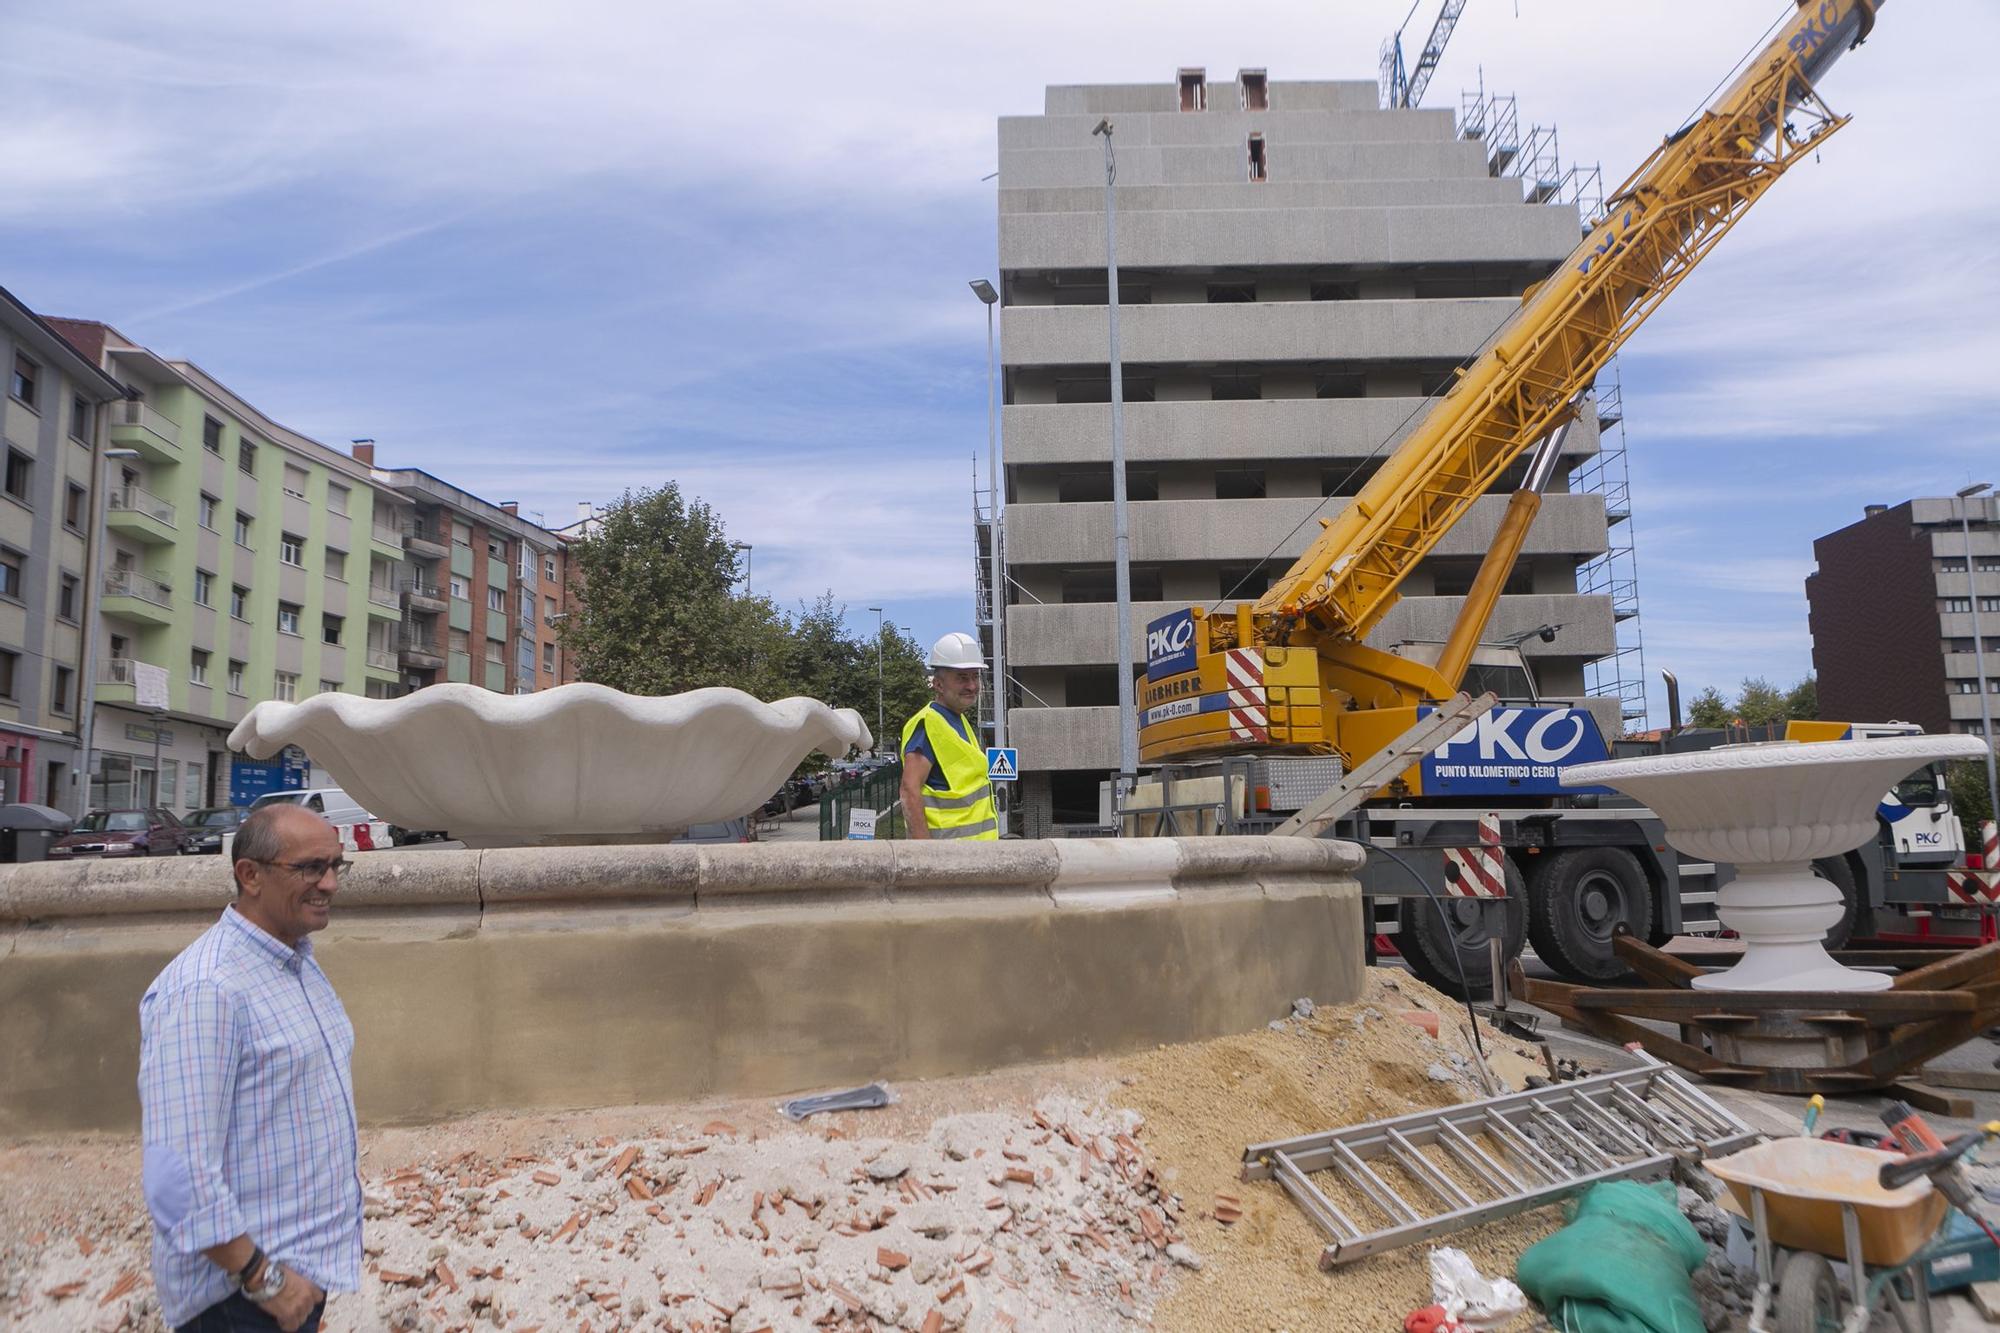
top-left (248, 786), bottom-right (377, 826)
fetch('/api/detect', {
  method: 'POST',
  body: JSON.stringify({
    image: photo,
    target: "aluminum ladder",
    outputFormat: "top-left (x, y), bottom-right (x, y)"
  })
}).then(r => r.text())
top-left (1241, 1052), bottom-right (1759, 1268)
top-left (1270, 690), bottom-right (1497, 838)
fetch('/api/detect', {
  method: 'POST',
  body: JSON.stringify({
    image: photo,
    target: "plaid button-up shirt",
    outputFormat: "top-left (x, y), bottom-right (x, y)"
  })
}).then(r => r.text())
top-left (139, 906), bottom-right (363, 1327)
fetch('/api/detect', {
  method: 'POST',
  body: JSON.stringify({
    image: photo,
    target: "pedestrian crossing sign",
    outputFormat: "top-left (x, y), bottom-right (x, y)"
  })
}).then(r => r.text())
top-left (986, 747), bottom-right (1019, 782)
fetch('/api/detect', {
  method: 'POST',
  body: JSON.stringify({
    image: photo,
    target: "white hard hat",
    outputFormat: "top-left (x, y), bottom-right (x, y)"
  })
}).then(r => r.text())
top-left (928, 631), bottom-right (985, 670)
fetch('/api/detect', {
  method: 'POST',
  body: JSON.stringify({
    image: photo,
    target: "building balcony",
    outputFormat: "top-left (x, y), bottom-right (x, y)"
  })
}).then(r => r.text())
top-left (94, 657), bottom-right (154, 707)
top-left (106, 400), bottom-right (181, 464)
top-left (370, 521), bottom-right (407, 556)
top-left (398, 641), bottom-right (446, 670)
top-left (365, 647), bottom-right (401, 676)
top-left (105, 485), bottom-right (178, 545)
top-left (401, 578), bottom-right (448, 612)
top-left (365, 583), bottom-right (402, 618)
top-left (404, 522), bottom-right (450, 560)
top-left (101, 569), bottom-right (174, 626)
top-left (513, 617), bottom-right (533, 642)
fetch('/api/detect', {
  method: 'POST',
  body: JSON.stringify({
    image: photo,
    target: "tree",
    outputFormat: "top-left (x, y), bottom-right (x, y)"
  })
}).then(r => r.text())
top-left (1784, 676), bottom-right (1819, 722)
top-left (560, 485), bottom-right (774, 695)
top-left (1948, 760), bottom-right (1996, 853)
top-left (1734, 677), bottom-right (1788, 728)
top-left (1687, 686), bottom-right (1731, 729)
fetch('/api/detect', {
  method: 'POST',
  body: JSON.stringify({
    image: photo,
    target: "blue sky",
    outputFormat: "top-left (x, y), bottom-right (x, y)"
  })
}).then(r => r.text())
top-left (6, 0), bottom-right (1995, 725)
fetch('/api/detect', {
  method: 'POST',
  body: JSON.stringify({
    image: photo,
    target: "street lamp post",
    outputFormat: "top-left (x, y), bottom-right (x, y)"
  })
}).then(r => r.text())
top-left (1955, 482), bottom-right (2000, 839)
top-left (76, 445), bottom-right (142, 816)
top-left (729, 541), bottom-right (752, 595)
top-left (867, 605), bottom-right (884, 754)
top-left (1092, 118), bottom-right (1138, 795)
top-left (968, 278), bottom-right (1006, 759)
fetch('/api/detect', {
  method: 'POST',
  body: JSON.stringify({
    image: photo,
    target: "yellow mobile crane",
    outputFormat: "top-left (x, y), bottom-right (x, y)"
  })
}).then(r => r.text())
top-left (1139, 0), bottom-right (1883, 784)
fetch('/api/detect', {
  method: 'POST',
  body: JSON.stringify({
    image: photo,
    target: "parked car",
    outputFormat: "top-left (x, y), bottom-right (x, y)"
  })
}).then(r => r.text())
top-left (181, 806), bottom-right (247, 855)
top-left (248, 786), bottom-right (378, 825)
top-left (673, 818), bottom-right (750, 844)
top-left (48, 808), bottom-right (186, 860)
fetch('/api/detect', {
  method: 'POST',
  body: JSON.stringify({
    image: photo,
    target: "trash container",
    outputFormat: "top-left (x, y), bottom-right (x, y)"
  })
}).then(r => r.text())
top-left (0, 804), bottom-right (75, 863)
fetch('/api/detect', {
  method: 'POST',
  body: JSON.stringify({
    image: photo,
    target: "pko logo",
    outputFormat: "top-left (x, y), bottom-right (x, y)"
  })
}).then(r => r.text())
top-left (1145, 609), bottom-right (1198, 681)
top-left (1433, 708), bottom-right (1603, 765)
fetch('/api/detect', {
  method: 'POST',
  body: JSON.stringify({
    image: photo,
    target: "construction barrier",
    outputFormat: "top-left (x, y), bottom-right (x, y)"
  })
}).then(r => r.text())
top-left (818, 763), bottom-right (903, 841)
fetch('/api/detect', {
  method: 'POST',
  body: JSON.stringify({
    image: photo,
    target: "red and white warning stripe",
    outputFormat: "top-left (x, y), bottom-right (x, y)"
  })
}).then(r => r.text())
top-left (1444, 812), bottom-right (1507, 898)
top-left (340, 821), bottom-right (394, 852)
top-left (1947, 820), bottom-right (2000, 905)
top-left (1223, 648), bottom-right (1267, 742)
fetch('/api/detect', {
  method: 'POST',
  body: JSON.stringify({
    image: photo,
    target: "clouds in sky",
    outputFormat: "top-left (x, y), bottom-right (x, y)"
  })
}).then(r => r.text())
top-left (5, 0), bottom-right (1996, 718)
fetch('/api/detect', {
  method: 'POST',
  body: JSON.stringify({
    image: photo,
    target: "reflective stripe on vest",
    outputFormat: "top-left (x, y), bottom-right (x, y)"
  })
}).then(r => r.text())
top-left (899, 703), bottom-right (998, 841)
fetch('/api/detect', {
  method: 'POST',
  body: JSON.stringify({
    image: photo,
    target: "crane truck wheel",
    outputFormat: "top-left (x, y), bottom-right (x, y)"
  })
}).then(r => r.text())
top-left (1812, 855), bottom-right (1860, 950)
top-left (1527, 847), bottom-right (1654, 984)
top-left (1396, 858), bottom-right (1526, 1001)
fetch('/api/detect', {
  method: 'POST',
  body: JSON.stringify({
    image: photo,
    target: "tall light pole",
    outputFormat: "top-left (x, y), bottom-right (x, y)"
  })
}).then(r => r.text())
top-left (968, 278), bottom-right (1006, 757)
top-left (867, 605), bottom-right (884, 754)
top-left (1093, 118), bottom-right (1138, 793)
top-left (729, 541), bottom-right (752, 595)
top-left (77, 445), bottom-right (143, 815)
top-left (1956, 482), bottom-right (2000, 839)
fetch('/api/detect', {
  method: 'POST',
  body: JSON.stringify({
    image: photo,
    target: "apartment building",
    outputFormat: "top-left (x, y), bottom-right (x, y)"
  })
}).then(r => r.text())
top-left (1807, 496), bottom-right (2000, 740)
top-left (992, 70), bottom-right (1619, 828)
top-left (0, 290), bottom-right (128, 812)
top-left (45, 319), bottom-right (405, 810)
top-left (361, 450), bottom-right (572, 694)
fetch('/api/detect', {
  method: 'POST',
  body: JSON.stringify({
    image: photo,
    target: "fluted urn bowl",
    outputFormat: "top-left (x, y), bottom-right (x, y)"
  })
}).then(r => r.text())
top-left (229, 683), bottom-right (872, 847)
top-left (1563, 735), bottom-right (1988, 992)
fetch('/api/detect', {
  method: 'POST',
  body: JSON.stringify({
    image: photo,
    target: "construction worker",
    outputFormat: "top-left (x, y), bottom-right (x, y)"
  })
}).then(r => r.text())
top-left (898, 632), bottom-right (999, 840)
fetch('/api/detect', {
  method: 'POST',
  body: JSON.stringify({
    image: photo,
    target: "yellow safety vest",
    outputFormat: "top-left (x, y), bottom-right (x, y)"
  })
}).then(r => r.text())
top-left (900, 703), bottom-right (999, 840)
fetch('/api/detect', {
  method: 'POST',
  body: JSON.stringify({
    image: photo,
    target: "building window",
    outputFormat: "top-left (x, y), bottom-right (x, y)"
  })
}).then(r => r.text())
top-left (449, 629), bottom-right (469, 655)
top-left (518, 545), bottom-right (533, 580)
top-left (185, 763), bottom-right (203, 808)
top-left (520, 588), bottom-right (535, 620)
top-left (1239, 69), bottom-right (1268, 110)
top-left (487, 537), bottom-right (506, 560)
top-left (1939, 558), bottom-right (1969, 573)
top-left (486, 586), bottom-right (505, 612)
top-left (328, 483), bottom-right (349, 515)
top-left (1216, 468), bottom-right (1268, 499)
top-left (319, 678), bottom-right (340, 695)
top-left (544, 594), bottom-right (558, 624)
top-left (544, 555), bottom-right (557, 582)
top-left (228, 660), bottom-right (246, 694)
top-left (323, 614), bottom-right (343, 646)
top-left (0, 649), bottom-right (15, 699)
top-left (191, 649), bottom-right (210, 685)
top-left (485, 638), bottom-right (503, 664)
top-left (70, 395), bottom-right (93, 441)
top-left (452, 520), bottom-right (472, 547)
top-left (64, 482), bottom-right (87, 530)
top-left (57, 573), bottom-right (79, 621)
top-left (1247, 133), bottom-right (1268, 182)
top-left (203, 416), bottom-right (223, 453)
top-left (230, 585), bottom-right (249, 620)
top-left (543, 642), bottom-right (555, 674)
top-left (280, 531), bottom-right (304, 566)
top-left (1956, 680), bottom-right (1981, 694)
top-left (1984, 598), bottom-right (2000, 614)
top-left (1178, 68), bottom-right (1207, 111)
top-left (274, 671), bottom-right (298, 702)
top-left (282, 465), bottom-right (309, 499)
top-left (277, 602), bottom-right (301, 635)
top-left (1943, 598), bottom-right (1972, 614)
top-left (0, 547), bottom-right (22, 600)
top-left (238, 439), bottom-right (257, 475)
top-left (325, 549), bottom-right (346, 581)
top-left (449, 575), bottom-right (468, 599)
top-left (4, 449), bottom-right (29, 502)
top-left (193, 569), bottom-right (213, 607)
top-left (51, 665), bottom-right (73, 715)
top-left (9, 353), bottom-right (38, 409)
top-left (198, 493), bottom-right (218, 529)
top-left (234, 512), bottom-right (252, 546)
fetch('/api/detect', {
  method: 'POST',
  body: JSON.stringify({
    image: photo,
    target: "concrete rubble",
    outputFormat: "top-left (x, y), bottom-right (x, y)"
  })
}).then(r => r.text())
top-left (3, 1096), bottom-right (1193, 1332)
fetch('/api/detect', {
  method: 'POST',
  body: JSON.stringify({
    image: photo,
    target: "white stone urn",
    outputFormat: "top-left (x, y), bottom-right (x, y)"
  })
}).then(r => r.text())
top-left (229, 683), bottom-right (871, 847)
top-left (1563, 735), bottom-right (1989, 992)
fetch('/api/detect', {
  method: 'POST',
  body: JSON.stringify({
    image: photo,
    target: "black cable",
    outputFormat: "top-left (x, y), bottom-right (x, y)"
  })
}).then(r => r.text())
top-left (1368, 843), bottom-right (1488, 1060)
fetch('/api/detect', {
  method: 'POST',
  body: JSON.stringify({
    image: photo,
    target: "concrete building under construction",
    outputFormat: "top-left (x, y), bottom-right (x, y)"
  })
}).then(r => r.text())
top-left (983, 69), bottom-right (1633, 830)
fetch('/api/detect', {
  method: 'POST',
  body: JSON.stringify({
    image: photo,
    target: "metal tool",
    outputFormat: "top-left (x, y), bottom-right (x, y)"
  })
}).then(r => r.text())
top-left (1241, 1051), bottom-right (1758, 1268)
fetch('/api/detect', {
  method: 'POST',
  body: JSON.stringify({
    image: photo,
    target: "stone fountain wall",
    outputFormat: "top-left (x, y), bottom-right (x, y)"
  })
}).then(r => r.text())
top-left (0, 838), bottom-right (1363, 1135)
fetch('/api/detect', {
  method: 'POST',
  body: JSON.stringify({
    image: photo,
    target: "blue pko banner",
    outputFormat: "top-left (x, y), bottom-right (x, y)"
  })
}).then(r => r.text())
top-left (1418, 706), bottom-right (1611, 795)
top-left (1145, 608), bottom-right (1197, 681)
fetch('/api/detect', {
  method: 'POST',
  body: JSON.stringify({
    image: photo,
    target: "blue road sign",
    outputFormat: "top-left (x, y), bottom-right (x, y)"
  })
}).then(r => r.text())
top-left (986, 747), bottom-right (1019, 782)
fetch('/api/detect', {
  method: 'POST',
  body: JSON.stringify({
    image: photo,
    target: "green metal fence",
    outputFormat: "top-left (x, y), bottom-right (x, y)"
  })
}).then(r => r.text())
top-left (817, 764), bottom-right (906, 840)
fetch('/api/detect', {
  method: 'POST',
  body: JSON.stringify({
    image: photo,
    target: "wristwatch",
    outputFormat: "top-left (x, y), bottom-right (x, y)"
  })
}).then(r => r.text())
top-left (245, 1258), bottom-right (288, 1304)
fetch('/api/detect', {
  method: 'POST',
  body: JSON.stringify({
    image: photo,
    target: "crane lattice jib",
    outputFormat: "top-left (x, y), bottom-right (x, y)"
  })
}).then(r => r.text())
top-left (1257, 0), bottom-right (1879, 643)
top-left (1402, 0), bottom-right (1468, 110)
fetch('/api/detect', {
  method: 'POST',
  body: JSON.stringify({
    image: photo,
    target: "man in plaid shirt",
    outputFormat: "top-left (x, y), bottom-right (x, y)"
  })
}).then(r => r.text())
top-left (139, 804), bottom-right (362, 1332)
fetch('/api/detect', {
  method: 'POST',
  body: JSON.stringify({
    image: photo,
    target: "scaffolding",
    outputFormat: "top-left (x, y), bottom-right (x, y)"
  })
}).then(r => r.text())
top-left (972, 460), bottom-right (998, 744)
top-left (1573, 365), bottom-right (1650, 726)
top-left (1459, 78), bottom-right (1604, 222)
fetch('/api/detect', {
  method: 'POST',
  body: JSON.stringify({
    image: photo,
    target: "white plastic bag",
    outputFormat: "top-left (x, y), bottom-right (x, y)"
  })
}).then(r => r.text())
top-left (1429, 1246), bottom-right (1528, 1328)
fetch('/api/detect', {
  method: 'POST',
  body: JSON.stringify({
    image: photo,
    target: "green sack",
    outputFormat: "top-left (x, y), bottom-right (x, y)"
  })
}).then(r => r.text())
top-left (1515, 1179), bottom-right (1709, 1333)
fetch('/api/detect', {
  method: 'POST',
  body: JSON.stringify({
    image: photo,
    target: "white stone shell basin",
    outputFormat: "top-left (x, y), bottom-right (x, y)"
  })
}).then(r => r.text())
top-left (228, 683), bottom-right (873, 845)
top-left (1561, 735), bottom-right (1989, 865)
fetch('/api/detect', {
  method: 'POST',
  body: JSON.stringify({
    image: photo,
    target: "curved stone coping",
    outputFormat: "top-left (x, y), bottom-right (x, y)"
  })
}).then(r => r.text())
top-left (0, 836), bottom-right (1364, 923)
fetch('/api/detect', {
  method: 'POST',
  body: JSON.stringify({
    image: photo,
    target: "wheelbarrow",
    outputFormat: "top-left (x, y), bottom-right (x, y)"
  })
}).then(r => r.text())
top-left (1707, 1128), bottom-right (2000, 1333)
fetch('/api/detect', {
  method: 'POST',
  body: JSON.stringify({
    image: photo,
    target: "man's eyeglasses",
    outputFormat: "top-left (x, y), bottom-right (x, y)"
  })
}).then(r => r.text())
top-left (254, 857), bottom-right (351, 881)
